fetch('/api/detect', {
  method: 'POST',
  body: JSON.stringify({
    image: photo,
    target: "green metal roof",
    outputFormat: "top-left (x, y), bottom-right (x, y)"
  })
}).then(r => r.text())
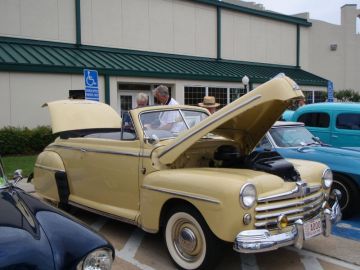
top-left (0, 37), bottom-right (327, 86)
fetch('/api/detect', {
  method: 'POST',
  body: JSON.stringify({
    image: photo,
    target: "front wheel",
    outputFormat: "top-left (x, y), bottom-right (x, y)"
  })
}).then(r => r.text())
top-left (332, 174), bottom-right (359, 219)
top-left (164, 207), bottom-right (221, 270)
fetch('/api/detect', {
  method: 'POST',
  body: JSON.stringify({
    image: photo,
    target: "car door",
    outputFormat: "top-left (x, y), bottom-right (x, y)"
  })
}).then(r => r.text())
top-left (58, 137), bottom-right (141, 221)
top-left (331, 111), bottom-right (360, 147)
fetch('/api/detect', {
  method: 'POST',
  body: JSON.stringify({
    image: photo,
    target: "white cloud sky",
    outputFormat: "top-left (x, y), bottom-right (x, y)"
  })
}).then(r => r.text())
top-left (242, 0), bottom-right (359, 25)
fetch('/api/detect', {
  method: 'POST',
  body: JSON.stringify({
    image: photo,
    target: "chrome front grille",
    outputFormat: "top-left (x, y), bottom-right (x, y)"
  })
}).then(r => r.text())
top-left (255, 184), bottom-right (324, 229)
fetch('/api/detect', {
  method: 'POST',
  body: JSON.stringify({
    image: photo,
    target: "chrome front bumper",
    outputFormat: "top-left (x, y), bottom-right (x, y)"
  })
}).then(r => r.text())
top-left (233, 200), bottom-right (341, 253)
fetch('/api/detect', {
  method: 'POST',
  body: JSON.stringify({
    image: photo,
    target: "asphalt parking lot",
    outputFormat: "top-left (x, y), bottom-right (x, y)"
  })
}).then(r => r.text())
top-left (72, 207), bottom-right (360, 270)
top-left (20, 180), bottom-right (360, 270)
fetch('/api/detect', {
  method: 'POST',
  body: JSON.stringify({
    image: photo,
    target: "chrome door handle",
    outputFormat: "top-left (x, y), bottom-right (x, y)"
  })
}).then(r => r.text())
top-left (331, 135), bottom-right (338, 138)
top-left (80, 148), bottom-right (87, 152)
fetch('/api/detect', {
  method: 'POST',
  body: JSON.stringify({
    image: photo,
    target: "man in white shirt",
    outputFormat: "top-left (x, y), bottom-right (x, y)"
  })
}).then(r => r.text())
top-left (153, 85), bottom-right (179, 130)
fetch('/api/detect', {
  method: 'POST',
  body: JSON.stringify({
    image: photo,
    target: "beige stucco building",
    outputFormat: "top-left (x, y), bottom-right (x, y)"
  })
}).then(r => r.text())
top-left (0, 0), bottom-right (358, 128)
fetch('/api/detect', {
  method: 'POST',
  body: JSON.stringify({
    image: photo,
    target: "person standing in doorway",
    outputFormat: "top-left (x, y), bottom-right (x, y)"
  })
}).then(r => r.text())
top-left (123, 92), bottom-right (149, 130)
top-left (152, 85), bottom-right (179, 129)
top-left (135, 92), bottom-right (149, 108)
top-left (153, 85), bottom-right (178, 106)
top-left (198, 96), bottom-right (220, 114)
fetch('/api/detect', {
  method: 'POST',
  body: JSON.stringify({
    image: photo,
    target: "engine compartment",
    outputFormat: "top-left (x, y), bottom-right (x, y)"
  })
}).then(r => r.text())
top-left (173, 139), bottom-right (300, 182)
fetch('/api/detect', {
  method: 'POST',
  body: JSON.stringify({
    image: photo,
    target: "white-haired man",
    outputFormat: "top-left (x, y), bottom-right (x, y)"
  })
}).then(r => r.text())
top-left (152, 85), bottom-right (179, 130)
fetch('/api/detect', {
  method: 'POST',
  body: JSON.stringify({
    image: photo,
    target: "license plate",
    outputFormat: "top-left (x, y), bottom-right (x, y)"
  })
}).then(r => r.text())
top-left (303, 218), bottom-right (322, 240)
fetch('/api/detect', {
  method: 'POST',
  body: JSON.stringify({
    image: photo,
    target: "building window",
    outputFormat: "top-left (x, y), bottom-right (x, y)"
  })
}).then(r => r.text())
top-left (302, 90), bottom-right (313, 104)
top-left (302, 90), bottom-right (326, 104)
top-left (314, 91), bottom-right (325, 103)
top-left (120, 95), bottom-right (133, 112)
top-left (208, 87), bottom-right (227, 108)
top-left (184, 87), bottom-right (206, 106)
top-left (230, 88), bottom-right (247, 102)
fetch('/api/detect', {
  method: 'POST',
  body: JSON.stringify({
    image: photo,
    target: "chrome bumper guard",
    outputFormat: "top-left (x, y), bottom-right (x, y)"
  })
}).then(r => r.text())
top-left (233, 199), bottom-right (341, 253)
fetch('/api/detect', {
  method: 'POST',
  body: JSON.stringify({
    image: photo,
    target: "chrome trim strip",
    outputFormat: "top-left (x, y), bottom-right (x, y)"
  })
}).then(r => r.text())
top-left (255, 196), bottom-right (324, 220)
top-left (257, 183), bottom-right (321, 203)
top-left (255, 192), bottom-right (323, 212)
top-left (142, 185), bottom-right (221, 205)
top-left (158, 95), bottom-right (262, 159)
top-left (34, 164), bottom-right (65, 173)
top-left (49, 144), bottom-right (141, 157)
top-left (68, 201), bottom-right (138, 226)
top-left (255, 204), bottom-right (322, 228)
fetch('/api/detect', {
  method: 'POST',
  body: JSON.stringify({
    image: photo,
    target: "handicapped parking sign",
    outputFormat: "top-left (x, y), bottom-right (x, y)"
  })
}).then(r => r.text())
top-left (84, 69), bottom-right (99, 101)
top-left (327, 80), bottom-right (334, 102)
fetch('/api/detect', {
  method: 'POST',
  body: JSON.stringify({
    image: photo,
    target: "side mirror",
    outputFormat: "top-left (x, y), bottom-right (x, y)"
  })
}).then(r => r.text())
top-left (144, 134), bottom-right (160, 145)
top-left (13, 169), bottom-right (23, 185)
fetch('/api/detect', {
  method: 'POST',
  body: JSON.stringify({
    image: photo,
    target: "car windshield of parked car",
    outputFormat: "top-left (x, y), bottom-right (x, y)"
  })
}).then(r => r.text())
top-left (270, 126), bottom-right (319, 147)
top-left (140, 109), bottom-right (208, 139)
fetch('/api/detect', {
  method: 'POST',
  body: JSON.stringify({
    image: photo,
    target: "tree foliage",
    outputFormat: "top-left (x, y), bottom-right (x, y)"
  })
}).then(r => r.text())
top-left (335, 89), bottom-right (360, 102)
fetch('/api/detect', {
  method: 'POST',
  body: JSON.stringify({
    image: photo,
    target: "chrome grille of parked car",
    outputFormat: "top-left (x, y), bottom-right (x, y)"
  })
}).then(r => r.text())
top-left (255, 185), bottom-right (324, 229)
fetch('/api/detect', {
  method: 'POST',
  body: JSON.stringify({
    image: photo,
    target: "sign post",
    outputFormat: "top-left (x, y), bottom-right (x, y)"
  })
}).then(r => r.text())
top-left (84, 69), bottom-right (99, 101)
top-left (327, 80), bottom-right (334, 102)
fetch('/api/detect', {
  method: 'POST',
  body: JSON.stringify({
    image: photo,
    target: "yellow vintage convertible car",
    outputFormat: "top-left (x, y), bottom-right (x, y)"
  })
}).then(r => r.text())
top-left (33, 75), bottom-right (341, 270)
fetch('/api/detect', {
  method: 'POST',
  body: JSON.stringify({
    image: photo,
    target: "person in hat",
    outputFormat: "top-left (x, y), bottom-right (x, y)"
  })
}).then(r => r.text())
top-left (198, 96), bottom-right (220, 114)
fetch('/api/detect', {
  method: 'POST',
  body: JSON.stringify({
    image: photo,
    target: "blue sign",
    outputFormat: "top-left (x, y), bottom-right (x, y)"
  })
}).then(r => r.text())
top-left (327, 80), bottom-right (334, 102)
top-left (84, 69), bottom-right (99, 101)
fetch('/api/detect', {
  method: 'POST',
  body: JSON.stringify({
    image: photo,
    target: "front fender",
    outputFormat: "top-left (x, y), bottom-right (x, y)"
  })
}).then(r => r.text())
top-left (140, 168), bottom-right (256, 242)
top-left (33, 150), bottom-right (66, 202)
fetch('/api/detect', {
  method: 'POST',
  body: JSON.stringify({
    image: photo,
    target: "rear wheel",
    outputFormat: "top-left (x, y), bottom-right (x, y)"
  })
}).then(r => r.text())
top-left (332, 174), bottom-right (359, 219)
top-left (164, 206), bottom-right (222, 270)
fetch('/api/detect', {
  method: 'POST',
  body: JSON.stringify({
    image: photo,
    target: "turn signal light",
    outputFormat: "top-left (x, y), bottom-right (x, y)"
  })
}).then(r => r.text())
top-left (277, 214), bottom-right (288, 229)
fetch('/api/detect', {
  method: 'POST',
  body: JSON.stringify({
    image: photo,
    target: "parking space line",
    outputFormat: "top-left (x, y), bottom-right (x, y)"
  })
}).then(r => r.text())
top-left (287, 247), bottom-right (360, 270)
top-left (90, 217), bottom-right (108, 231)
top-left (300, 255), bottom-right (323, 270)
top-left (115, 229), bottom-right (156, 270)
top-left (240, 254), bottom-right (259, 270)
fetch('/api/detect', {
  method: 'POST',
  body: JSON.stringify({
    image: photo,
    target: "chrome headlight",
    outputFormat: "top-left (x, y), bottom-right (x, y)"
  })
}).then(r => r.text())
top-left (322, 169), bottom-right (333, 189)
top-left (240, 183), bottom-right (257, 209)
top-left (77, 248), bottom-right (113, 270)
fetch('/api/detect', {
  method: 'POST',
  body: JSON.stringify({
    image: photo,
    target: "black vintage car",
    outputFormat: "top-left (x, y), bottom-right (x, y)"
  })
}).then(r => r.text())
top-left (0, 158), bottom-right (114, 270)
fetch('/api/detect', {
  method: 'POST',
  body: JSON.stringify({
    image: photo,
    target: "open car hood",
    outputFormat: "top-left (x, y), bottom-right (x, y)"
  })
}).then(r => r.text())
top-left (44, 100), bottom-right (121, 134)
top-left (157, 75), bottom-right (304, 165)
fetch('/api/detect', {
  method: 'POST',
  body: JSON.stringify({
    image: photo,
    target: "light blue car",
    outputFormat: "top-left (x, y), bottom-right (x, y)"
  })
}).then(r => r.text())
top-left (259, 121), bottom-right (360, 219)
top-left (282, 103), bottom-right (360, 148)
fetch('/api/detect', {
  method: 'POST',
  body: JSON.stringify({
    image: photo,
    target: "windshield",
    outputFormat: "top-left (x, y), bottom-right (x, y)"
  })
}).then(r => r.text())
top-left (0, 161), bottom-right (7, 188)
top-left (269, 126), bottom-right (319, 147)
top-left (140, 109), bottom-right (208, 139)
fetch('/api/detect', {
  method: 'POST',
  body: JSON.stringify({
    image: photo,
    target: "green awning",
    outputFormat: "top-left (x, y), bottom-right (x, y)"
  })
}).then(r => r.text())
top-left (0, 37), bottom-right (327, 86)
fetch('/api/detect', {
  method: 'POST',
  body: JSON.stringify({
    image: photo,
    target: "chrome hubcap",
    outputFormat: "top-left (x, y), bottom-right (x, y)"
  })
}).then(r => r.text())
top-left (179, 227), bottom-right (197, 253)
top-left (172, 219), bottom-right (203, 262)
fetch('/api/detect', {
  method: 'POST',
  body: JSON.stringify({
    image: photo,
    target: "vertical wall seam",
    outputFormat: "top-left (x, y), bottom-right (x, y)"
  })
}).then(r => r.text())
top-left (57, 0), bottom-right (60, 40)
top-left (105, 74), bottom-right (110, 105)
top-left (296, 24), bottom-right (300, 67)
top-left (75, 0), bottom-right (81, 46)
top-left (217, 6), bottom-right (221, 60)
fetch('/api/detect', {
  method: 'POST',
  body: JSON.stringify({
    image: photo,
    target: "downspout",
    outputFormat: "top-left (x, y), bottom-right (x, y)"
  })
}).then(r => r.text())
top-left (296, 24), bottom-right (300, 68)
top-left (217, 6), bottom-right (221, 60)
top-left (75, 0), bottom-right (81, 46)
top-left (105, 74), bottom-right (110, 105)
